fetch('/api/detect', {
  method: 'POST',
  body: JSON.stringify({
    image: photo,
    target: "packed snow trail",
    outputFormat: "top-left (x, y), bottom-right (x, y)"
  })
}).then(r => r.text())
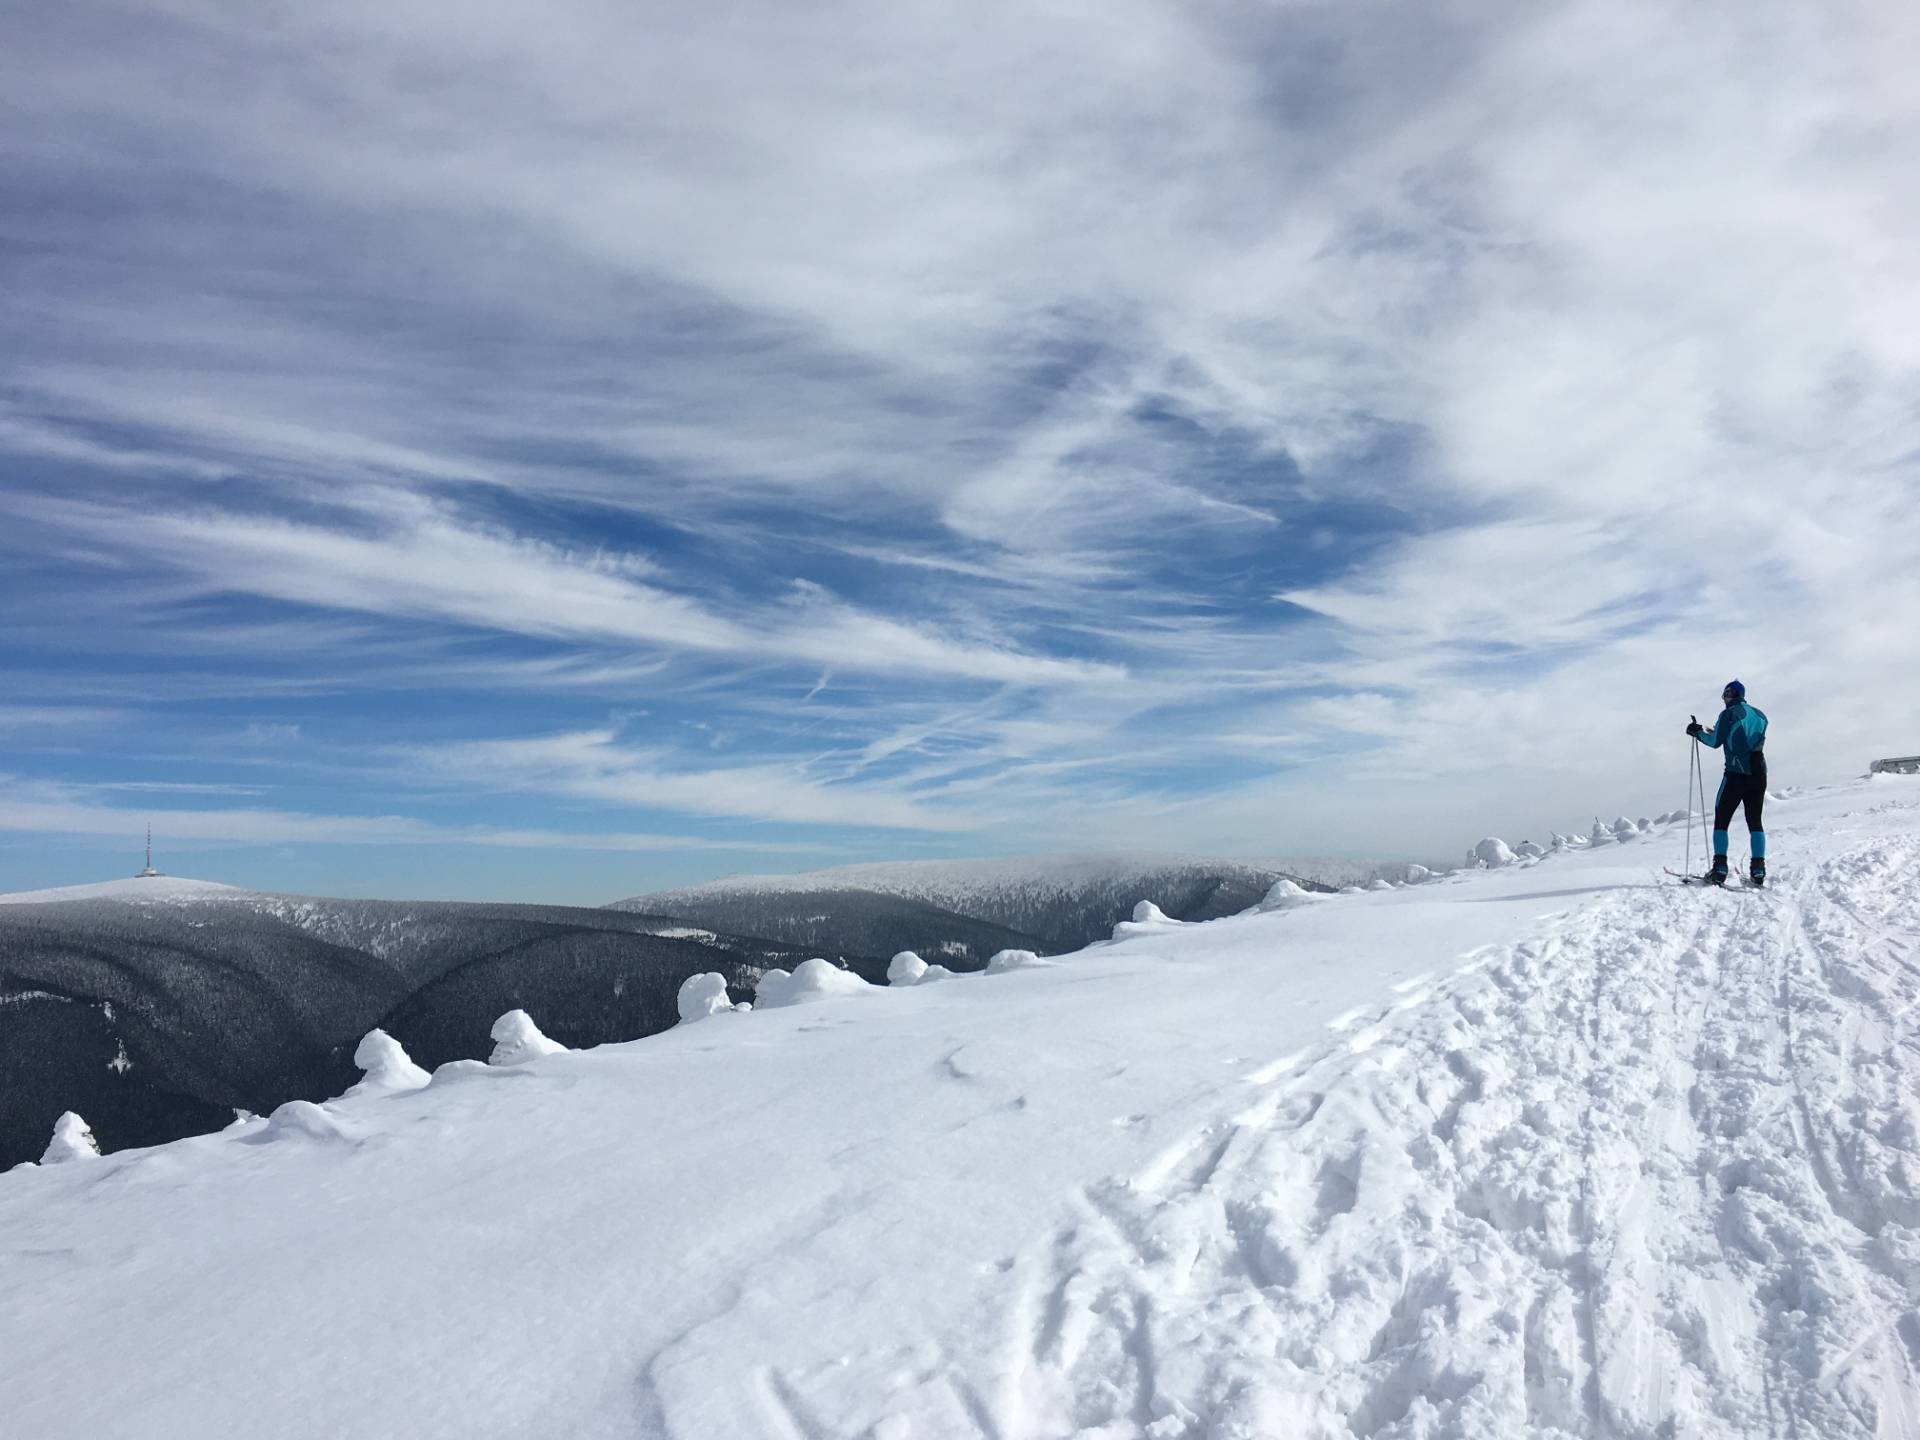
top-left (972, 832), bottom-right (1920, 1438)
top-left (2, 781), bottom-right (1917, 1439)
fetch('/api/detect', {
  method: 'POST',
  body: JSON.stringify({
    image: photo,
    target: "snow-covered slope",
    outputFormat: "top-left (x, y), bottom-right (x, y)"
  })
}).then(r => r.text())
top-left (5, 778), bottom-right (1918, 1438)
top-left (0, 875), bottom-right (248, 905)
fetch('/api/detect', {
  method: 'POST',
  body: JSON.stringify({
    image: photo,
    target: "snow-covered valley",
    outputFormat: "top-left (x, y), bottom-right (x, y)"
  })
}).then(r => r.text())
top-left (4, 778), bottom-right (1918, 1438)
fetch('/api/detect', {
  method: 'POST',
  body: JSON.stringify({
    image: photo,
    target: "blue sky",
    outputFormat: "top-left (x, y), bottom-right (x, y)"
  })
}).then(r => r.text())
top-left (3, 0), bottom-right (1916, 903)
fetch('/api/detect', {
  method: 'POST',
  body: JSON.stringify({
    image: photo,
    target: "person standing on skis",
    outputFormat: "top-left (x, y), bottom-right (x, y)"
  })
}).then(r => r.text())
top-left (1687, 679), bottom-right (1768, 886)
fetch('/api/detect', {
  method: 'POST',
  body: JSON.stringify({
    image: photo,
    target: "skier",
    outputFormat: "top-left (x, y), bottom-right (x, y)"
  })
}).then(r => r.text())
top-left (1686, 679), bottom-right (1768, 886)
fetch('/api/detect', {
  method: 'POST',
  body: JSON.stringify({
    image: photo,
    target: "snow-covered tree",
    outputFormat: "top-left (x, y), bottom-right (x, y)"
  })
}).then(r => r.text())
top-left (41, 1111), bottom-right (100, 1164)
top-left (676, 972), bottom-right (736, 1023)
top-left (345, 1029), bottom-right (431, 1096)
top-left (1469, 838), bottom-right (1518, 869)
top-left (887, 951), bottom-right (929, 986)
top-left (488, 1010), bottom-right (567, 1066)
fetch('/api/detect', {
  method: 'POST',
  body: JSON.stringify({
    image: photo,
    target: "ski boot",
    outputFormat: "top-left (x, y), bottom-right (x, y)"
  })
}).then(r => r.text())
top-left (1706, 855), bottom-right (1729, 886)
top-left (1749, 857), bottom-right (1766, 888)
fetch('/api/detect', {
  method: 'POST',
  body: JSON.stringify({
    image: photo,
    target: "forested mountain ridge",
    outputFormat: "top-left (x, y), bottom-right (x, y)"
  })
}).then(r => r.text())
top-left (0, 882), bottom-right (832, 1167)
top-left (615, 853), bottom-right (1367, 952)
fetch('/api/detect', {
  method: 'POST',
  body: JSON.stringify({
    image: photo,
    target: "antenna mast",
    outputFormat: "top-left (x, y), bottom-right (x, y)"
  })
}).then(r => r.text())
top-left (135, 825), bottom-right (163, 879)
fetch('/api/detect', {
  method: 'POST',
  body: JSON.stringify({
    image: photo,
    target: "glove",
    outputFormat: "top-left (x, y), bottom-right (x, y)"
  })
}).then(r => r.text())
top-left (1686, 719), bottom-right (1704, 737)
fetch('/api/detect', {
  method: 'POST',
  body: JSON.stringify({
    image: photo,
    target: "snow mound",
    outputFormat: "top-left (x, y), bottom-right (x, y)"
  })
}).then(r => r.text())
top-left (40, 1112), bottom-right (99, 1164)
top-left (253, 1100), bottom-right (353, 1145)
top-left (344, 1030), bottom-right (430, 1098)
top-left (755, 958), bottom-right (873, 1009)
top-left (1468, 837), bottom-right (1518, 868)
top-left (1513, 839), bottom-right (1547, 860)
top-left (488, 1010), bottom-right (567, 1066)
top-left (1402, 864), bottom-right (1434, 884)
top-left (675, 973), bottom-right (737, 1023)
top-left (1365, 877), bottom-right (1394, 891)
top-left (887, 951), bottom-right (928, 986)
top-left (985, 948), bottom-right (1055, 974)
top-left (1587, 818), bottom-right (1614, 846)
top-left (1255, 878), bottom-right (1317, 910)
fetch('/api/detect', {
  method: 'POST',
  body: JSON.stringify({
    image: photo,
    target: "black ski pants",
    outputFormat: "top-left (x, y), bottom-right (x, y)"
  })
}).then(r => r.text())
top-left (1713, 753), bottom-right (1767, 850)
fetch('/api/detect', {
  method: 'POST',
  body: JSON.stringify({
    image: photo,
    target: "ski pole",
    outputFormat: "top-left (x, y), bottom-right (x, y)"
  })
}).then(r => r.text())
top-left (1685, 731), bottom-right (1695, 880)
top-left (1692, 723), bottom-right (1711, 871)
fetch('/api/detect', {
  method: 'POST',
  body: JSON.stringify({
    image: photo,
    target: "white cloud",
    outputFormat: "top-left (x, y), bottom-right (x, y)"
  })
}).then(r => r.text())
top-left (0, 777), bottom-right (824, 854)
top-left (1, 0), bottom-right (1916, 864)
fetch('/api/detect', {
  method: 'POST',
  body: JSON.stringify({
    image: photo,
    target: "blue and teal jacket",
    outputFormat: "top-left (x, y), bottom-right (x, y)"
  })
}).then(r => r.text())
top-left (1696, 700), bottom-right (1768, 774)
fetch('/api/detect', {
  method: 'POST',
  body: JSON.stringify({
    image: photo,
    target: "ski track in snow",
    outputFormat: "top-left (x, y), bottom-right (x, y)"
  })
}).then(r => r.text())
top-left (744, 833), bottom-right (1920, 1439)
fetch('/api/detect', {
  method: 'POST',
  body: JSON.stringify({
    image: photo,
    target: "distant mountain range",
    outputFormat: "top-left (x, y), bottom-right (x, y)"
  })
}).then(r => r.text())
top-left (0, 852), bottom-right (1410, 1168)
top-left (611, 852), bottom-right (1411, 954)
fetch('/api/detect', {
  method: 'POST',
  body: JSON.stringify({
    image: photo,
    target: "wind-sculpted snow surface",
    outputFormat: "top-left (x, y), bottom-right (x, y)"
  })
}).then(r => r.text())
top-left (3, 781), bottom-right (1918, 1440)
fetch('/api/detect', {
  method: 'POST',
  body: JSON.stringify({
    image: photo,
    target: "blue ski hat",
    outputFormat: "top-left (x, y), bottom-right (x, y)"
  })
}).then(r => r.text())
top-left (1722, 678), bottom-right (1745, 699)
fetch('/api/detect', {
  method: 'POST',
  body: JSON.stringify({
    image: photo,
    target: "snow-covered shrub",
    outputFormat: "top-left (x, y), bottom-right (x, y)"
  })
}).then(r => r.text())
top-left (887, 951), bottom-right (929, 986)
top-left (344, 1029), bottom-right (430, 1097)
top-left (1367, 877), bottom-right (1394, 891)
top-left (488, 1009), bottom-right (567, 1066)
top-left (41, 1111), bottom-right (99, 1164)
top-left (985, 948), bottom-right (1055, 974)
top-left (1402, 864), bottom-right (1434, 884)
top-left (918, 963), bottom-right (956, 982)
top-left (1256, 878), bottom-right (1316, 911)
top-left (1588, 818), bottom-right (1613, 847)
top-left (676, 972), bottom-right (736, 1023)
top-left (1513, 840), bottom-right (1546, 860)
top-left (1611, 816), bottom-right (1638, 837)
top-left (755, 958), bottom-right (873, 1009)
top-left (1468, 838), bottom-right (1518, 869)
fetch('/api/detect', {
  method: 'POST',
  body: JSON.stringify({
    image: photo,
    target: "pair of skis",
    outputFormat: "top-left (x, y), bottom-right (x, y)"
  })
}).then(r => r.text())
top-left (1663, 866), bottom-right (1769, 891)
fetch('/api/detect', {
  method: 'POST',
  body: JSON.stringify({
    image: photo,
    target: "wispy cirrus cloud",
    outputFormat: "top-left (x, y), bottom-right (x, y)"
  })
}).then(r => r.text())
top-left (397, 728), bottom-right (978, 834)
top-left (5, 486), bottom-right (1123, 688)
top-left (0, 0), bottom-right (1915, 887)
